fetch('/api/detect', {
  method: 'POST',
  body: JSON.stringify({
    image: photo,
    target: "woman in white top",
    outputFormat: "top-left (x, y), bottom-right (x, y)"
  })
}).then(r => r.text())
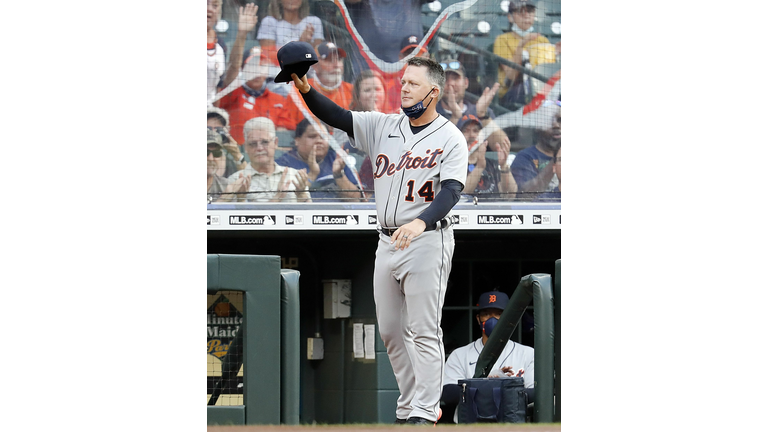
top-left (257, 0), bottom-right (324, 50)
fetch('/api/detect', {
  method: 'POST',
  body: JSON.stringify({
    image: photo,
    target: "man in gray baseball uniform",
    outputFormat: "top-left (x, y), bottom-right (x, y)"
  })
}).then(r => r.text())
top-left (289, 54), bottom-right (468, 425)
top-left (441, 291), bottom-right (535, 423)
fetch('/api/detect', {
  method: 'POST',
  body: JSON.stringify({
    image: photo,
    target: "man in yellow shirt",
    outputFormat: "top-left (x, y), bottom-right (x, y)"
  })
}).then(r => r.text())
top-left (492, 0), bottom-right (551, 102)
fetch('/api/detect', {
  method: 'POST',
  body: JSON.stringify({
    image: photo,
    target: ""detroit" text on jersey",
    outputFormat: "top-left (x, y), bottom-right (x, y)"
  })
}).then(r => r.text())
top-left (373, 149), bottom-right (444, 179)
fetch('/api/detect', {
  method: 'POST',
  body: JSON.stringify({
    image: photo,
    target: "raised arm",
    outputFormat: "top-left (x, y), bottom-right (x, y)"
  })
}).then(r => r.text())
top-left (291, 73), bottom-right (354, 137)
top-left (221, 4), bottom-right (260, 90)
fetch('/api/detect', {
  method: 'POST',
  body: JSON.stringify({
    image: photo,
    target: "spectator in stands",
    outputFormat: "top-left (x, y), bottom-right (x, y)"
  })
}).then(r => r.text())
top-left (283, 41), bottom-right (355, 129)
top-left (398, 34), bottom-right (430, 61)
top-left (349, 69), bottom-right (388, 112)
top-left (510, 102), bottom-right (560, 198)
top-left (214, 48), bottom-right (294, 140)
top-left (346, 70), bottom-right (394, 194)
top-left (344, 0), bottom-right (430, 64)
top-left (208, 1), bottom-right (260, 105)
top-left (207, 129), bottom-right (231, 202)
top-left (257, 0), bottom-right (324, 54)
top-left (436, 59), bottom-right (499, 126)
top-left (441, 291), bottom-right (535, 423)
top-left (226, 117), bottom-right (312, 202)
top-left (276, 118), bottom-right (362, 201)
top-left (207, 106), bottom-right (247, 177)
top-left (492, 0), bottom-right (550, 109)
top-left (537, 143), bottom-right (560, 200)
top-left (310, 41), bottom-right (354, 107)
top-left (458, 114), bottom-right (516, 199)
top-left (554, 144), bottom-right (561, 192)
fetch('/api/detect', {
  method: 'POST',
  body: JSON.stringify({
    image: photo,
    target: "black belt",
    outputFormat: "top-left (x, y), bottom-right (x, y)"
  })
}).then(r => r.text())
top-left (379, 218), bottom-right (451, 237)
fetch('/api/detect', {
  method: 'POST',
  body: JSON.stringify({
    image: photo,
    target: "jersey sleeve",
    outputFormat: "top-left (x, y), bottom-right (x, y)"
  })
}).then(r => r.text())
top-left (350, 111), bottom-right (389, 157)
top-left (438, 132), bottom-right (469, 187)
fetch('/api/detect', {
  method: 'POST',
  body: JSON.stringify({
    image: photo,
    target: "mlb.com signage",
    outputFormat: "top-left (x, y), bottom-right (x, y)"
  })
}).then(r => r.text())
top-left (312, 215), bottom-right (359, 225)
top-left (477, 215), bottom-right (524, 225)
top-left (229, 215), bottom-right (277, 225)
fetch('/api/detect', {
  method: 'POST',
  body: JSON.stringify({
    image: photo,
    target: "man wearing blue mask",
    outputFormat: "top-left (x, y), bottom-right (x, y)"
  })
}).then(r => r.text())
top-left (441, 290), bottom-right (535, 423)
top-left (290, 55), bottom-right (467, 426)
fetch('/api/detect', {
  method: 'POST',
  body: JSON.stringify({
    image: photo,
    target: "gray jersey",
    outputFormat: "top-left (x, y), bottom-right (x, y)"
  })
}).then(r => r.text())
top-left (350, 111), bottom-right (468, 227)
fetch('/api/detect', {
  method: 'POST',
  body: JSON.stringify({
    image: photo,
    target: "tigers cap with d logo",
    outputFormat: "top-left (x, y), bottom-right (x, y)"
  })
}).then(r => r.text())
top-left (477, 291), bottom-right (509, 310)
top-left (274, 41), bottom-right (319, 83)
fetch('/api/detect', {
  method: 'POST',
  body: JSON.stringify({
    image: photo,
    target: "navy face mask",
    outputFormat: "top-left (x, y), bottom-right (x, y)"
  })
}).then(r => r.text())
top-left (402, 87), bottom-right (436, 119)
top-left (482, 317), bottom-right (499, 336)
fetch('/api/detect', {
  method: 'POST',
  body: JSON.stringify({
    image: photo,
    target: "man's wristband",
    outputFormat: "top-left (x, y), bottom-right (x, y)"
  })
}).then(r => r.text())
top-left (333, 171), bottom-right (343, 179)
top-left (478, 113), bottom-right (490, 120)
top-left (498, 164), bottom-right (510, 173)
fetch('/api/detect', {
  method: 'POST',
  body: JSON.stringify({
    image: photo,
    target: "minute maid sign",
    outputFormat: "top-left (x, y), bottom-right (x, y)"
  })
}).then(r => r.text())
top-left (207, 294), bottom-right (244, 359)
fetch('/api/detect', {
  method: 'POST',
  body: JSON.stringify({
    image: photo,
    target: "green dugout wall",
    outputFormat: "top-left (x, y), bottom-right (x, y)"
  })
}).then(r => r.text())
top-left (206, 254), bottom-right (301, 425)
top-left (207, 230), bottom-right (561, 424)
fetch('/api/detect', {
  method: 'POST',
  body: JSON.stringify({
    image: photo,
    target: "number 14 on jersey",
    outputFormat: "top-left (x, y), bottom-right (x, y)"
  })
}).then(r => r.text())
top-left (404, 180), bottom-right (434, 202)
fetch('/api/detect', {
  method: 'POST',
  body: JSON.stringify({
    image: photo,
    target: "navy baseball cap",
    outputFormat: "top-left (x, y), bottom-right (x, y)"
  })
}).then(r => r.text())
top-left (509, 0), bottom-right (536, 12)
top-left (401, 35), bottom-right (421, 52)
top-left (477, 291), bottom-right (509, 310)
top-left (316, 41), bottom-right (346, 60)
top-left (457, 114), bottom-right (482, 131)
top-left (274, 41), bottom-right (319, 83)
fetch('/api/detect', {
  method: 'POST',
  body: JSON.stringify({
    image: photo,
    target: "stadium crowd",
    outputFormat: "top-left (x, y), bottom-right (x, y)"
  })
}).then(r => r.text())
top-left (207, 0), bottom-right (561, 203)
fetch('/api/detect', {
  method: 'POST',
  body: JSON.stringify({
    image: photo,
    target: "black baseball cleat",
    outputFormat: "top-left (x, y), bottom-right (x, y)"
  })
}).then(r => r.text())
top-left (405, 416), bottom-right (434, 425)
top-left (394, 418), bottom-right (407, 424)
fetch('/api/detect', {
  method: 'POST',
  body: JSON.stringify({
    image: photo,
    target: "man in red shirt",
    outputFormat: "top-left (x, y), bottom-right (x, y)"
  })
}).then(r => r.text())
top-left (215, 48), bottom-right (294, 144)
top-left (282, 41), bottom-right (354, 129)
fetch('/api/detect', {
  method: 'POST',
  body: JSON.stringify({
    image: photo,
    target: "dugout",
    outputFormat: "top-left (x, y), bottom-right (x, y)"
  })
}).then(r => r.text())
top-left (207, 203), bottom-right (560, 424)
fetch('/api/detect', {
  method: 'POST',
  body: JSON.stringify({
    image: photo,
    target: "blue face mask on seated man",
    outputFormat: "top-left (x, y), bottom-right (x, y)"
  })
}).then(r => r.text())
top-left (482, 317), bottom-right (499, 336)
top-left (402, 87), bottom-right (436, 119)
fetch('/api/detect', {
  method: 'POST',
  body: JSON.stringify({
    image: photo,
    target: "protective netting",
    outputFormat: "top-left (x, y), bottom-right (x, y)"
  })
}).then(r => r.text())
top-left (207, 0), bottom-right (560, 203)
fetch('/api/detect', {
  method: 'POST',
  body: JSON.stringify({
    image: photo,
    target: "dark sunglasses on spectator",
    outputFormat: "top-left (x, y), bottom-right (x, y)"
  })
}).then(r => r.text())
top-left (208, 126), bottom-right (226, 134)
top-left (207, 148), bottom-right (223, 157)
top-left (440, 61), bottom-right (461, 72)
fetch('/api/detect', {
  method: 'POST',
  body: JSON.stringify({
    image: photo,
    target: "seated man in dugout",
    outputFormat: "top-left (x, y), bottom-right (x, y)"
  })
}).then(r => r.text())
top-left (276, 118), bottom-right (363, 202)
top-left (225, 117), bottom-right (312, 203)
top-left (441, 291), bottom-right (535, 423)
